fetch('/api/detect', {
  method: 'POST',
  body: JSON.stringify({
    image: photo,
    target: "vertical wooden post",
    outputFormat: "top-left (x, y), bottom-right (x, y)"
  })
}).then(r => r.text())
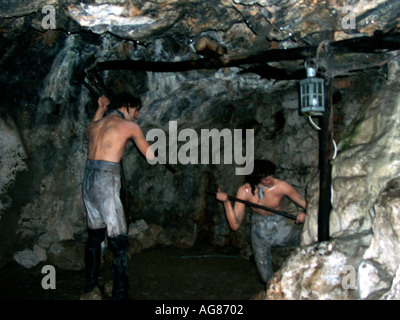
top-left (318, 80), bottom-right (333, 242)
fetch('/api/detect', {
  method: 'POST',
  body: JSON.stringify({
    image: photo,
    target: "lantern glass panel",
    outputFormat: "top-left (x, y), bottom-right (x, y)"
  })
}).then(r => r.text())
top-left (299, 78), bottom-right (325, 115)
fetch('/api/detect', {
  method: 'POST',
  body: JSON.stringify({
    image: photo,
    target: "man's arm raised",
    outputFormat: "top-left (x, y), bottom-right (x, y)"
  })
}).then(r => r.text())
top-left (86, 95), bottom-right (109, 139)
top-left (93, 95), bottom-right (109, 122)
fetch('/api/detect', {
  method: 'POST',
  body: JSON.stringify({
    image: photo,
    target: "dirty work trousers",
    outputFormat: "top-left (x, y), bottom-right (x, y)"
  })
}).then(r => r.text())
top-left (82, 160), bottom-right (129, 300)
top-left (251, 213), bottom-right (300, 284)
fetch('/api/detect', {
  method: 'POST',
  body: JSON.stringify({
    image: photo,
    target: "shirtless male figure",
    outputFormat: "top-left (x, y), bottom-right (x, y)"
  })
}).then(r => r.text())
top-left (216, 159), bottom-right (306, 284)
top-left (82, 94), bottom-right (155, 300)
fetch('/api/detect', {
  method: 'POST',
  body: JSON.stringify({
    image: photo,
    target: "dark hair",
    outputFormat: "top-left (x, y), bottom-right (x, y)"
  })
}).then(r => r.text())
top-left (245, 160), bottom-right (276, 195)
top-left (110, 93), bottom-right (141, 110)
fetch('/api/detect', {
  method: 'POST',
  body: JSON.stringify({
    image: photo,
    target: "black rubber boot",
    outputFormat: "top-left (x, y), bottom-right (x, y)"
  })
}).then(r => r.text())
top-left (108, 234), bottom-right (130, 300)
top-left (84, 228), bottom-right (106, 293)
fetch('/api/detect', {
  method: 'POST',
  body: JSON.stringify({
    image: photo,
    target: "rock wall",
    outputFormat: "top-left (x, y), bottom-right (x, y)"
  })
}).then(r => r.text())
top-left (0, 29), bottom-right (320, 263)
top-left (267, 56), bottom-right (400, 300)
top-left (1, 2), bottom-right (399, 302)
top-left (0, 23), bottom-right (389, 276)
top-left (0, 116), bottom-right (27, 217)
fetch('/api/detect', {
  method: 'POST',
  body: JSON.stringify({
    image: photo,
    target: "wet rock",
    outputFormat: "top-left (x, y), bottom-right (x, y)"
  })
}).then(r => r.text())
top-left (363, 178), bottom-right (400, 275)
top-left (2, 0), bottom-right (398, 48)
top-left (33, 245), bottom-right (47, 262)
top-left (136, 224), bottom-right (172, 249)
top-left (38, 232), bottom-right (59, 249)
top-left (268, 61), bottom-right (400, 300)
top-left (0, 0), bottom-right (52, 18)
top-left (359, 178), bottom-right (400, 299)
top-left (233, 0), bottom-right (399, 42)
top-left (67, 0), bottom-right (242, 42)
top-left (303, 74), bottom-right (400, 246)
top-left (0, 116), bottom-right (27, 219)
top-left (55, 220), bottom-right (75, 241)
top-left (266, 234), bottom-right (371, 300)
top-left (13, 249), bottom-right (40, 269)
top-left (358, 260), bottom-right (391, 300)
top-left (47, 240), bottom-right (85, 271)
top-left (271, 246), bottom-right (297, 271)
top-left (80, 286), bottom-right (102, 300)
top-left (382, 266), bottom-right (400, 300)
top-left (128, 220), bottom-right (172, 250)
top-left (63, 0), bottom-right (400, 47)
top-left (131, 227), bottom-right (155, 250)
top-left (128, 219), bottom-right (148, 237)
top-left (128, 238), bottom-right (144, 256)
top-left (149, 224), bottom-right (173, 247)
top-left (175, 223), bottom-right (198, 248)
top-left (12, 244), bottom-right (48, 269)
top-left (1, 0), bottom-right (399, 302)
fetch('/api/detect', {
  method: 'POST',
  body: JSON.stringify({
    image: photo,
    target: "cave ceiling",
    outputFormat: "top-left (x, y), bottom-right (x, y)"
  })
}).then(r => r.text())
top-left (1, 0), bottom-right (399, 80)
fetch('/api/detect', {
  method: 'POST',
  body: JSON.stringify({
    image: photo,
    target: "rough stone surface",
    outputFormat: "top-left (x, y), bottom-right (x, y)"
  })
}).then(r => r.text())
top-left (128, 219), bottom-right (148, 237)
top-left (131, 223), bottom-right (173, 249)
top-left (47, 240), bottom-right (85, 271)
top-left (33, 245), bottom-right (47, 262)
top-left (302, 71), bottom-right (400, 246)
top-left (0, 117), bottom-right (27, 219)
top-left (0, 0), bottom-right (399, 300)
top-left (382, 266), bottom-right (400, 300)
top-left (12, 245), bottom-right (47, 269)
top-left (359, 178), bottom-right (400, 299)
top-left (80, 286), bottom-right (102, 300)
top-left (13, 249), bottom-right (40, 269)
top-left (267, 57), bottom-right (400, 300)
top-left (267, 234), bottom-right (371, 300)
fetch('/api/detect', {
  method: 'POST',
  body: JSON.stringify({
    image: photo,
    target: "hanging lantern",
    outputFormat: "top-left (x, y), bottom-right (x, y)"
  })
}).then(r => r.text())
top-left (299, 62), bottom-right (325, 116)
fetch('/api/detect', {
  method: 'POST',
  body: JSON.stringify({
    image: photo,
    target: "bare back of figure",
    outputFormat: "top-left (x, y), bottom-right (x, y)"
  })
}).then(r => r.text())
top-left (87, 114), bottom-right (141, 163)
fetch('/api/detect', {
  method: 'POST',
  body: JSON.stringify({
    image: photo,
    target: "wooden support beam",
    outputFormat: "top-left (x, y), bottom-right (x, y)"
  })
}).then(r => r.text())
top-left (318, 81), bottom-right (333, 242)
top-left (92, 32), bottom-right (400, 77)
top-left (94, 45), bottom-right (316, 73)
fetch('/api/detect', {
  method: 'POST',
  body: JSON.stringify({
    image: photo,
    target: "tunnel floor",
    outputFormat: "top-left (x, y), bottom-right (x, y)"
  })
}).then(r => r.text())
top-left (0, 243), bottom-right (265, 300)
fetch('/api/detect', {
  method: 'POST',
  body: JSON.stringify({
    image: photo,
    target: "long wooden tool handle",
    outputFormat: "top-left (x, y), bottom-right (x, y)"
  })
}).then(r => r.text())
top-left (164, 163), bottom-right (176, 174)
top-left (83, 79), bottom-right (101, 98)
top-left (206, 191), bottom-right (297, 220)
